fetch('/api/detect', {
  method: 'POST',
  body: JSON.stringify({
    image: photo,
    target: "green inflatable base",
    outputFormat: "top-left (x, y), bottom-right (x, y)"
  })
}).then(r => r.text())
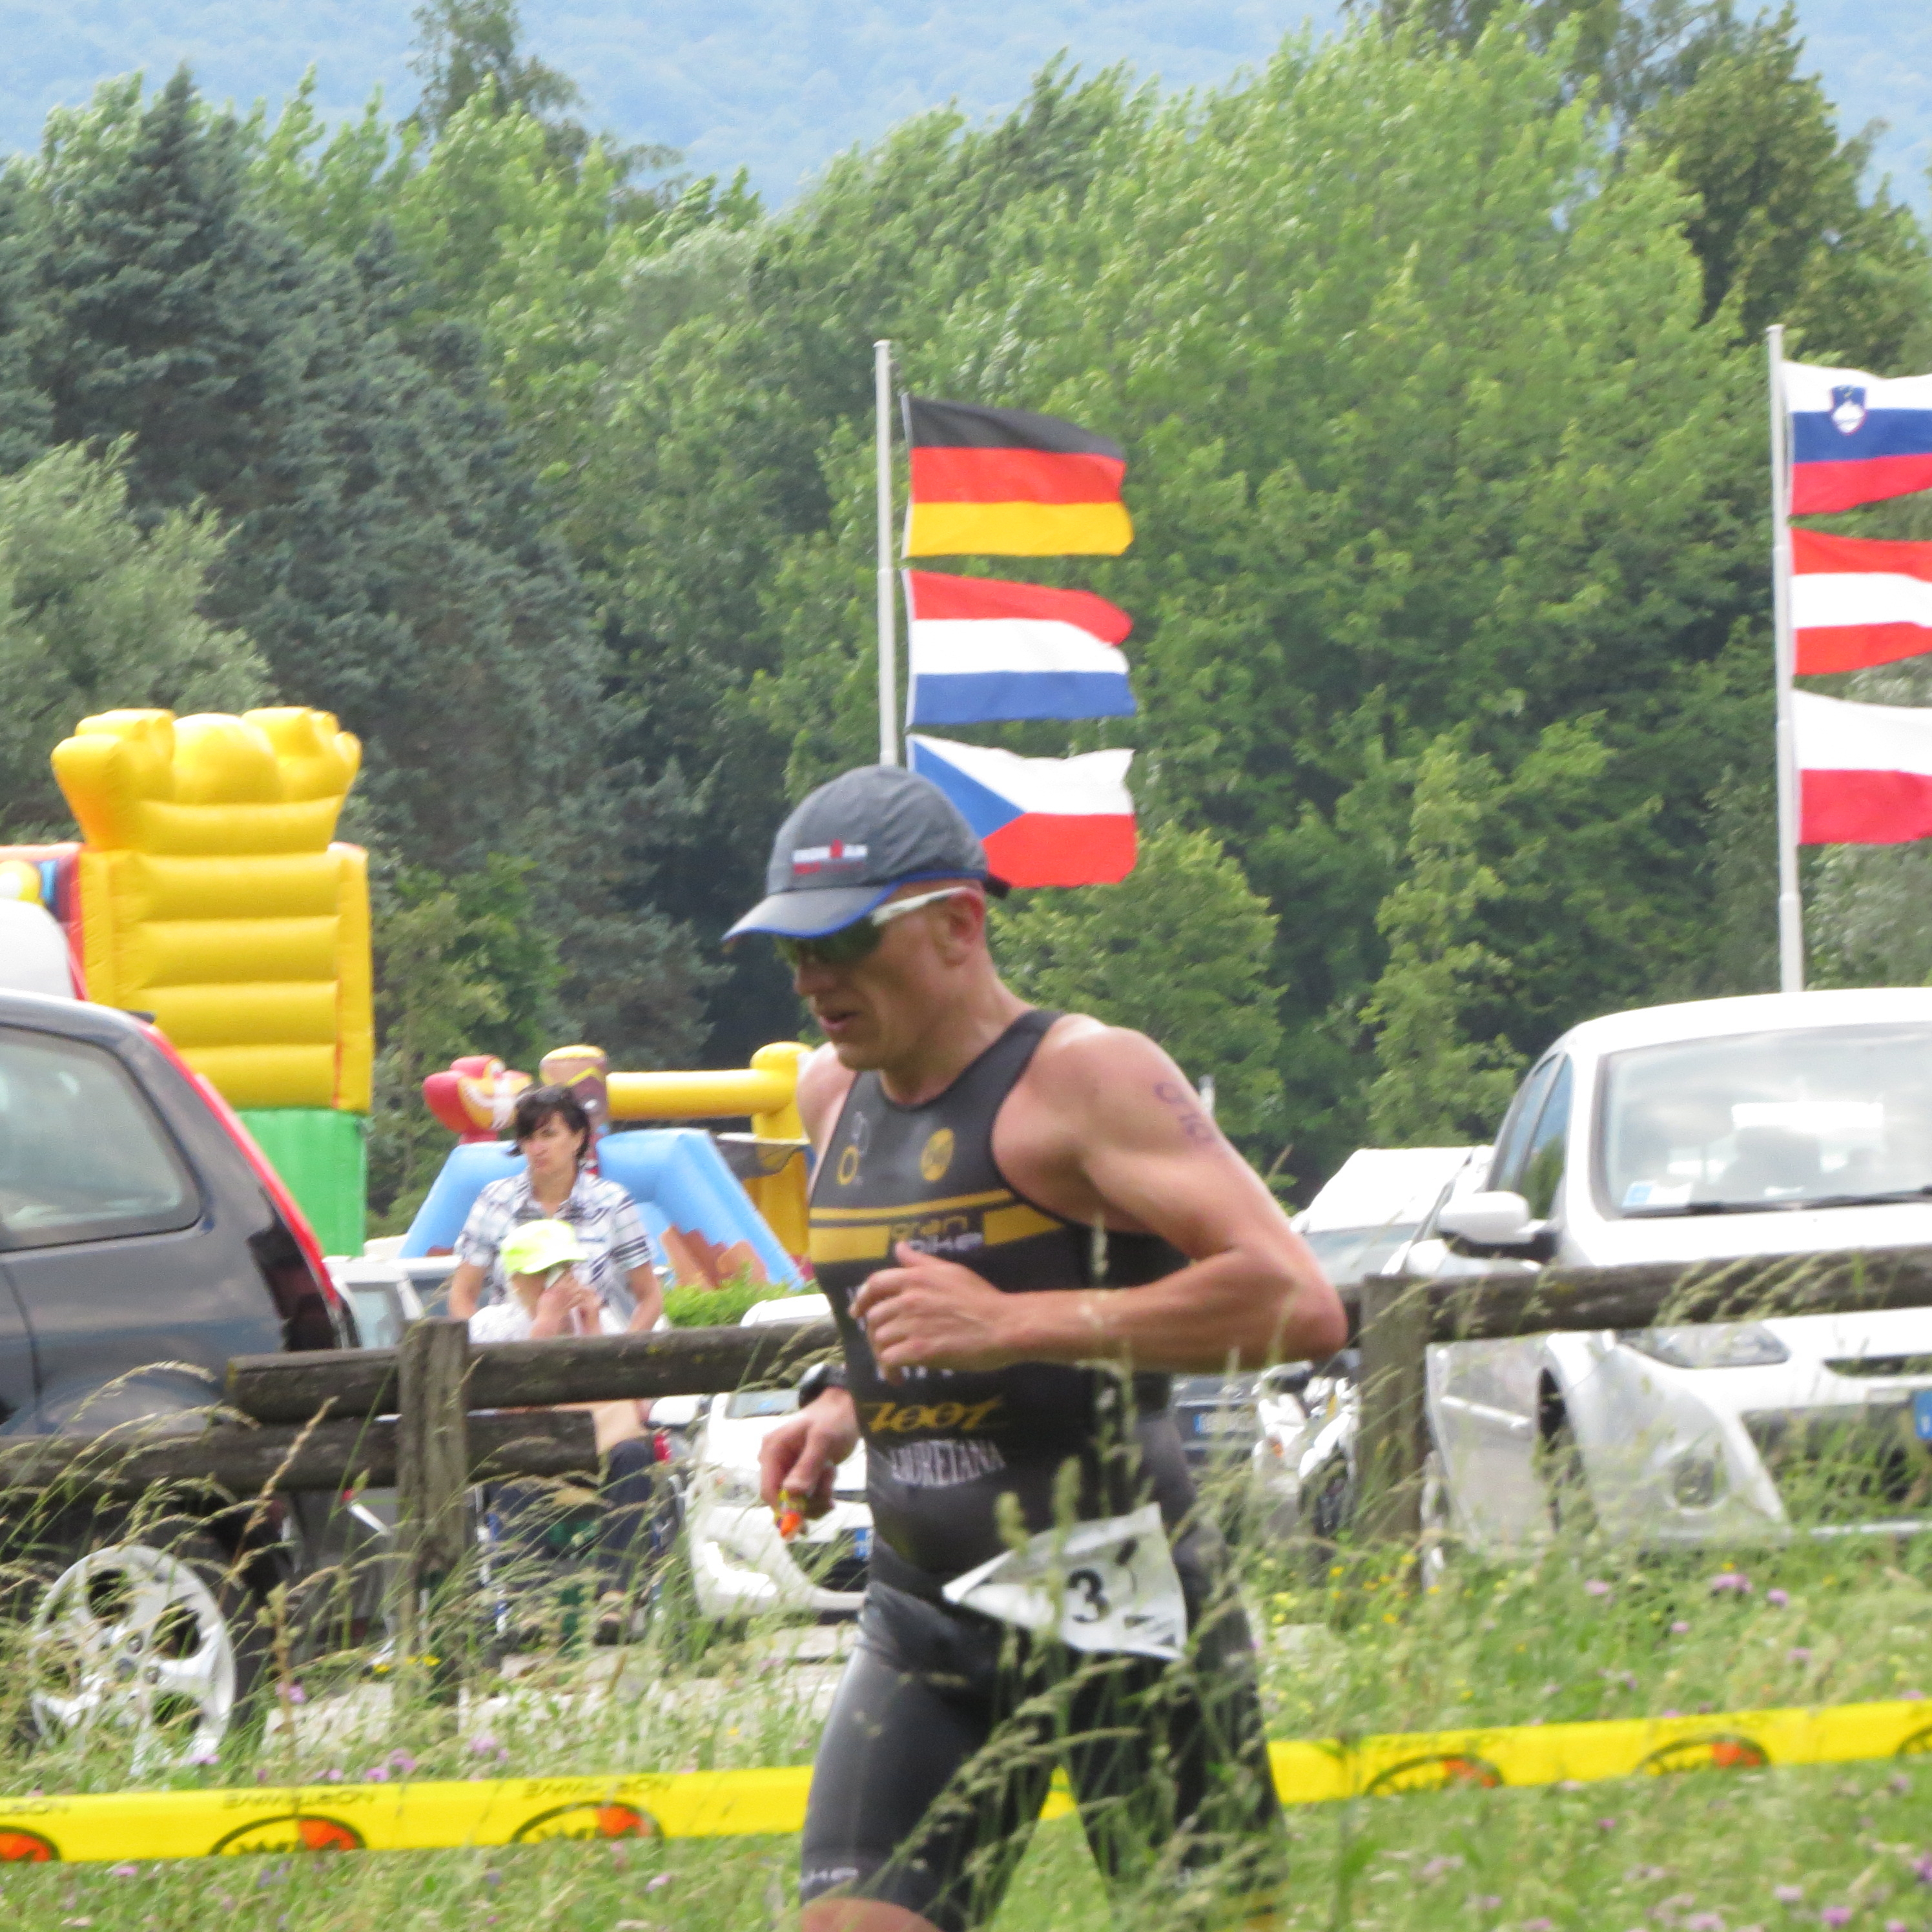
top-left (237, 1107), bottom-right (368, 1258)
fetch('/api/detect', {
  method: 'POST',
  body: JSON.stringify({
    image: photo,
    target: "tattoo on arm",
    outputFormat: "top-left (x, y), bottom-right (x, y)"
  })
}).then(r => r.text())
top-left (1153, 1082), bottom-right (1218, 1146)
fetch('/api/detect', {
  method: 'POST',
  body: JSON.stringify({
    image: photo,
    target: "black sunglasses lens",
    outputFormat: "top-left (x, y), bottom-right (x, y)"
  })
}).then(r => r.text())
top-left (777, 920), bottom-right (881, 969)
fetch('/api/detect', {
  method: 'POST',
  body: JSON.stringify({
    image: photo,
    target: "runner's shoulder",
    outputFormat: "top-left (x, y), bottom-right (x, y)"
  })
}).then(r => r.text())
top-left (1027, 1011), bottom-right (1185, 1112)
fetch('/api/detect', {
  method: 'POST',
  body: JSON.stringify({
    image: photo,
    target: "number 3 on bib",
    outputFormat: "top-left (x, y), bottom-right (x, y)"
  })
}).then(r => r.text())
top-left (941, 1504), bottom-right (1187, 1660)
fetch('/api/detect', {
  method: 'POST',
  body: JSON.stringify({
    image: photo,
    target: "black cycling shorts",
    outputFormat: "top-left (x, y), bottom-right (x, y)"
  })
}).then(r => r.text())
top-left (797, 1559), bottom-right (1285, 1932)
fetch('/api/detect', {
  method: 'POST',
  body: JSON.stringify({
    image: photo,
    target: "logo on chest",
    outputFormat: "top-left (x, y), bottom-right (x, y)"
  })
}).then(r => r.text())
top-left (919, 1127), bottom-right (955, 1182)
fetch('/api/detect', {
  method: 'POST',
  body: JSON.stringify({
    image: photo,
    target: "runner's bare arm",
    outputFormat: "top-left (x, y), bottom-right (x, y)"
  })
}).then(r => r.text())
top-left (852, 1024), bottom-right (1346, 1376)
top-left (759, 1043), bottom-right (861, 1512)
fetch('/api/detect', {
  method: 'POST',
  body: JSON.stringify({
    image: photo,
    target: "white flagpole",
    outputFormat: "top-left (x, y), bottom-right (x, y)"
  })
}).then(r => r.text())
top-left (1767, 324), bottom-right (1805, 992)
top-left (874, 340), bottom-right (899, 766)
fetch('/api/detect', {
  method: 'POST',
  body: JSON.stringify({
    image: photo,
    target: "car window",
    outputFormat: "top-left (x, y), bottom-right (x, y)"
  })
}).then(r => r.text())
top-left (1489, 1056), bottom-right (1559, 1197)
top-left (1300, 1224), bottom-right (1420, 1288)
top-left (1517, 1057), bottom-right (1573, 1219)
top-left (0, 1027), bottom-right (198, 1249)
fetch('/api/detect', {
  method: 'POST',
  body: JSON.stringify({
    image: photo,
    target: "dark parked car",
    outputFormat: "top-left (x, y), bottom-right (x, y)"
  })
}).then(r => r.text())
top-left (0, 989), bottom-right (355, 1766)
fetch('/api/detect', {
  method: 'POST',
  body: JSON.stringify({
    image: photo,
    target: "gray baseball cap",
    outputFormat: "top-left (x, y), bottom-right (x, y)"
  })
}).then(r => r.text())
top-left (725, 765), bottom-right (1009, 941)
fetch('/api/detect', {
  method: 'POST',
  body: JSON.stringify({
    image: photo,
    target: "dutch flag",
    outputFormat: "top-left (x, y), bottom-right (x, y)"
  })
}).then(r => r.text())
top-left (1785, 361), bottom-right (1932, 515)
top-left (904, 571), bottom-right (1136, 726)
top-left (908, 735), bottom-right (1137, 887)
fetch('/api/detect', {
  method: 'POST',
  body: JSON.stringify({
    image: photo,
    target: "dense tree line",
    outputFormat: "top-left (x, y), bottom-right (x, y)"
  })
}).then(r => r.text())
top-left (1, 0), bottom-right (1924, 1211)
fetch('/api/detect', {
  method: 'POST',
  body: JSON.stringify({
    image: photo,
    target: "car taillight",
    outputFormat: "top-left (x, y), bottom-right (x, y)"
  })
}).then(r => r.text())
top-left (652, 1430), bottom-right (673, 1463)
top-left (139, 1022), bottom-right (345, 1345)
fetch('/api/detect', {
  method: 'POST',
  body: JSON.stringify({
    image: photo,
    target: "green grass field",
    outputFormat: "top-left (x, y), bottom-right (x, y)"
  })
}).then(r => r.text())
top-left (7, 1504), bottom-right (1932, 1931)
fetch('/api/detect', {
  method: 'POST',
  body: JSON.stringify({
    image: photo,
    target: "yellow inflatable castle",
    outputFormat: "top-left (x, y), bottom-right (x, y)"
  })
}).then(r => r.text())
top-left (2, 708), bottom-right (373, 1249)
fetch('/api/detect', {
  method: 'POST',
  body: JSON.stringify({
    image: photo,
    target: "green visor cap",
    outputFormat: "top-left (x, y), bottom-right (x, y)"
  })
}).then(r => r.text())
top-left (498, 1218), bottom-right (587, 1277)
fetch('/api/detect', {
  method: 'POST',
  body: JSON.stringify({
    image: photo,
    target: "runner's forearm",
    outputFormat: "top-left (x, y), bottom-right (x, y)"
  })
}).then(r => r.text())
top-left (996, 1251), bottom-right (1344, 1373)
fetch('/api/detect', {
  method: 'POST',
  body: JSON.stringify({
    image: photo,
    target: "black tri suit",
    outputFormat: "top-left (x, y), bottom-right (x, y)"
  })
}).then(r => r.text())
top-left (797, 1009), bottom-right (1284, 1932)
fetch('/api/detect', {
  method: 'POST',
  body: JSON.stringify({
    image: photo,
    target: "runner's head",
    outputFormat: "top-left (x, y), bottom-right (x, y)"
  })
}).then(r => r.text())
top-left (725, 765), bottom-right (1011, 1068)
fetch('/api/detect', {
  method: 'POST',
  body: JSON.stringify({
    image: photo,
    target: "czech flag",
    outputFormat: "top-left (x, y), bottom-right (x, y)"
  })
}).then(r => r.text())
top-left (904, 398), bottom-right (1133, 557)
top-left (1785, 361), bottom-right (1932, 515)
top-left (904, 571), bottom-right (1136, 726)
top-left (908, 735), bottom-right (1136, 886)
top-left (1793, 529), bottom-right (1932, 674)
top-left (1794, 690), bottom-right (1932, 844)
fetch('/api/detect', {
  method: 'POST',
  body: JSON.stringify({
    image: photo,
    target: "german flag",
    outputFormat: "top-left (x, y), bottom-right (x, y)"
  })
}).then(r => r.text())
top-left (904, 398), bottom-right (1133, 557)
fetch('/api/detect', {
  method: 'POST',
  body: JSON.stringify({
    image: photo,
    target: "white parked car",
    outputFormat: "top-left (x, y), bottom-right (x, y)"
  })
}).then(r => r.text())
top-left (1413, 989), bottom-right (1932, 1552)
top-left (681, 1294), bottom-right (872, 1622)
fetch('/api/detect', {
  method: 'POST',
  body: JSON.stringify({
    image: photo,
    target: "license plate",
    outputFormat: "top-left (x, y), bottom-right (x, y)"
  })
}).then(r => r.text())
top-left (852, 1526), bottom-right (872, 1559)
top-left (1192, 1412), bottom-right (1247, 1437)
top-left (1914, 1391), bottom-right (1932, 1443)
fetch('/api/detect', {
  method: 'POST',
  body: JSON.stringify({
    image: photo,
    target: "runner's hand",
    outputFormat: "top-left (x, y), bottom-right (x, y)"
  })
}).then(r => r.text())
top-left (758, 1387), bottom-right (858, 1517)
top-left (852, 1244), bottom-right (1020, 1382)
top-left (530, 1271), bottom-right (601, 1338)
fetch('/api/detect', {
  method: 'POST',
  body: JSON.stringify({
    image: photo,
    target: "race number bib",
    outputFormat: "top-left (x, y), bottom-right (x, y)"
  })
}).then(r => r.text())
top-left (940, 1503), bottom-right (1186, 1661)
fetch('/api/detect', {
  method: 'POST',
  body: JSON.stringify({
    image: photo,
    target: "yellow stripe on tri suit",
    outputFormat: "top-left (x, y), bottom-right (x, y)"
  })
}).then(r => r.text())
top-left (807, 1195), bottom-right (1063, 1267)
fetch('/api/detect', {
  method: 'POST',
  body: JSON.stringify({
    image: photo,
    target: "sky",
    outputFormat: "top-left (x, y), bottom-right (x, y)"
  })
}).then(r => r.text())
top-left (0, 1), bottom-right (1924, 214)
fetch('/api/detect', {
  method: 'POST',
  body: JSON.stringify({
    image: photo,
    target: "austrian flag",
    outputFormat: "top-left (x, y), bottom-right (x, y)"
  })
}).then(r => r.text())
top-left (905, 571), bottom-right (1136, 726)
top-left (1793, 529), bottom-right (1932, 674)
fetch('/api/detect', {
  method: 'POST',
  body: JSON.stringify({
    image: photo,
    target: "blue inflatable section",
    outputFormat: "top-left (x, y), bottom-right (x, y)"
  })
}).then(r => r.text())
top-left (399, 1127), bottom-right (805, 1291)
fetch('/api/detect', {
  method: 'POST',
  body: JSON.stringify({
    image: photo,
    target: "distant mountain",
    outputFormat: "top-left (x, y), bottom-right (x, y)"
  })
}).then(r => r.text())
top-left (0, 1), bottom-right (1923, 210)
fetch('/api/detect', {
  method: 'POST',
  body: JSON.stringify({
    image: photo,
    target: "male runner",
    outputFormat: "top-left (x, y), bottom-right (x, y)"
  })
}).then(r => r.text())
top-left (730, 765), bottom-right (1346, 1932)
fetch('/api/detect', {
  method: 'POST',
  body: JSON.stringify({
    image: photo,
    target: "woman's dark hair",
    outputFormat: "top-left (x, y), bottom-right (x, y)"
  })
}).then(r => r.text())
top-left (510, 1084), bottom-right (592, 1153)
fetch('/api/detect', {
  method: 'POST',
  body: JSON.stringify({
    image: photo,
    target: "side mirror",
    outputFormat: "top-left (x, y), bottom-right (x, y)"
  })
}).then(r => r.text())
top-left (1437, 1190), bottom-right (1541, 1247)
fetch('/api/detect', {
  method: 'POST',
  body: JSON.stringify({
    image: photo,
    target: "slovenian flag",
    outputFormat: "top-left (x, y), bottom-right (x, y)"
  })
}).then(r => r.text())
top-left (1795, 690), bottom-right (1932, 844)
top-left (908, 735), bottom-right (1136, 886)
top-left (903, 398), bottom-right (1133, 557)
top-left (904, 571), bottom-right (1135, 726)
top-left (1793, 529), bottom-right (1932, 674)
top-left (1785, 361), bottom-right (1932, 515)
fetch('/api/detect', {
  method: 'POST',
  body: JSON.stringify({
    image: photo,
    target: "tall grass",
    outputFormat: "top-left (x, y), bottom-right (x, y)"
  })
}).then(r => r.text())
top-left (6, 1439), bottom-right (1932, 1929)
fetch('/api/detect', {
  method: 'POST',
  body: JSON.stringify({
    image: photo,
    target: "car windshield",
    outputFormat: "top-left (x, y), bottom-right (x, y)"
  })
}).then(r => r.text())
top-left (0, 1027), bottom-right (196, 1248)
top-left (1600, 1023), bottom-right (1932, 1216)
top-left (1300, 1224), bottom-right (1419, 1287)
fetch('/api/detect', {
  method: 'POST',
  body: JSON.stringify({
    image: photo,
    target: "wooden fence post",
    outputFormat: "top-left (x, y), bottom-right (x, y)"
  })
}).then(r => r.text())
top-left (1355, 1276), bottom-right (1430, 1552)
top-left (396, 1319), bottom-right (471, 1687)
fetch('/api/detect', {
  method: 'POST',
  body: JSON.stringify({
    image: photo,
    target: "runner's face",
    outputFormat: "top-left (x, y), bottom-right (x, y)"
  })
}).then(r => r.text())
top-left (792, 885), bottom-right (983, 1069)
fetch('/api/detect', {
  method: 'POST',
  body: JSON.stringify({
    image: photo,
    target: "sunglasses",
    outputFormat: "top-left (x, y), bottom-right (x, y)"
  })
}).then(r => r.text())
top-left (776, 886), bottom-right (977, 969)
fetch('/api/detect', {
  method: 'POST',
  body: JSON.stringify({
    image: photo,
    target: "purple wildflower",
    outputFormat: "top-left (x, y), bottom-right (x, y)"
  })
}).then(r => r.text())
top-left (1775, 1886), bottom-right (1805, 1905)
top-left (1789, 1648), bottom-right (1813, 1665)
top-left (1599, 1818), bottom-right (1620, 1833)
top-left (1709, 1571), bottom-right (1752, 1596)
top-left (387, 1750), bottom-right (418, 1775)
top-left (1886, 1921), bottom-right (1909, 1931)
top-left (1820, 1910), bottom-right (1852, 1929)
top-left (469, 1734), bottom-right (500, 1757)
top-left (1686, 1916), bottom-right (1725, 1931)
top-left (1913, 1850), bottom-right (1932, 1885)
top-left (1889, 1773), bottom-right (1910, 1795)
top-left (1474, 1898), bottom-right (1504, 1913)
top-left (482, 1869), bottom-right (503, 1889)
top-left (284, 1683), bottom-right (308, 1705)
top-left (109, 1863), bottom-right (138, 1878)
top-left (1671, 1619), bottom-right (1692, 1635)
top-left (1523, 1920), bottom-right (1554, 1930)
top-left (1766, 1588), bottom-right (1789, 1609)
top-left (1906, 1689), bottom-right (1927, 1701)
top-left (646, 1873), bottom-right (675, 1893)
top-left (366, 1765), bottom-right (390, 1783)
top-left (1585, 1578), bottom-right (1613, 1598)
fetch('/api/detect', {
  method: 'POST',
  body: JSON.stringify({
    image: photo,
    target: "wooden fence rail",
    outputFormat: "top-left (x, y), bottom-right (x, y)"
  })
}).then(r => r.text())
top-left (1344, 1242), bottom-right (1932, 1544)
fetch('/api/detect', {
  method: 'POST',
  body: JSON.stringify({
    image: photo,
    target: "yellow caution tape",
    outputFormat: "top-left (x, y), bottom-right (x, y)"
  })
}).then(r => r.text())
top-left (3, 1698), bottom-right (1928, 1863)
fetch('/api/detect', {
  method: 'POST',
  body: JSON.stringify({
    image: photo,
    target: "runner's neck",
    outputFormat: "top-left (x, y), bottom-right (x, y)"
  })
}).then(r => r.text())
top-left (874, 980), bottom-right (1031, 1109)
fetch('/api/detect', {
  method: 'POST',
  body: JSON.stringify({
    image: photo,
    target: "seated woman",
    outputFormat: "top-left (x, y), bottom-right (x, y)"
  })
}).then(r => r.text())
top-left (448, 1085), bottom-right (666, 1643)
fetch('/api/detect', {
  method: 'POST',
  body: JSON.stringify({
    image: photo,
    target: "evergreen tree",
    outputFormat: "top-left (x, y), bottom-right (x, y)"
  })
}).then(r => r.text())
top-left (0, 442), bottom-right (265, 836)
top-left (1634, 6), bottom-right (1931, 367)
top-left (0, 171), bottom-right (50, 474)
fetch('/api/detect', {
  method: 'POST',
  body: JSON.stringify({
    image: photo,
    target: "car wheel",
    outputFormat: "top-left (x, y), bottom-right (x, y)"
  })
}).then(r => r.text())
top-left (1539, 1406), bottom-right (1598, 1539)
top-left (26, 1532), bottom-right (269, 1771)
top-left (1419, 1449), bottom-right (1452, 1587)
